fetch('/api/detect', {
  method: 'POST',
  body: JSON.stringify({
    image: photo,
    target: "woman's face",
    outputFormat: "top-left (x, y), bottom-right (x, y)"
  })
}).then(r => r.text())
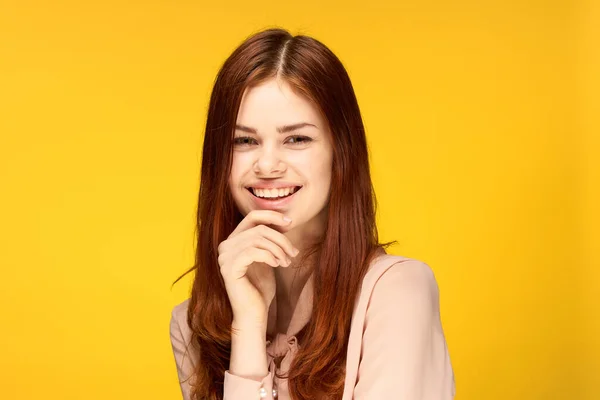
top-left (229, 77), bottom-right (333, 233)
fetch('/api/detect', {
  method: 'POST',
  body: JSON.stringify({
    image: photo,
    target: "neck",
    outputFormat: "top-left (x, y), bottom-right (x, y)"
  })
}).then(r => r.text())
top-left (272, 208), bottom-right (326, 322)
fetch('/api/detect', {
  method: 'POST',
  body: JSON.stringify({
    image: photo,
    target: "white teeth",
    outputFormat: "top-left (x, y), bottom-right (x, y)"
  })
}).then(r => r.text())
top-left (251, 186), bottom-right (299, 198)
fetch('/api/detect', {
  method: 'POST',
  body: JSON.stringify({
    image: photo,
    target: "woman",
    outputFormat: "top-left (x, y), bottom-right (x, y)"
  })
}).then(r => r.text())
top-left (169, 28), bottom-right (455, 400)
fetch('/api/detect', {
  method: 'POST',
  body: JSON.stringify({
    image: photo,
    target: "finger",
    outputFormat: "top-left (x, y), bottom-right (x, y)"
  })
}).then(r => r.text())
top-left (238, 247), bottom-right (280, 270)
top-left (252, 236), bottom-right (291, 267)
top-left (226, 226), bottom-right (296, 264)
top-left (229, 210), bottom-right (292, 238)
top-left (223, 247), bottom-right (279, 280)
top-left (254, 224), bottom-right (299, 259)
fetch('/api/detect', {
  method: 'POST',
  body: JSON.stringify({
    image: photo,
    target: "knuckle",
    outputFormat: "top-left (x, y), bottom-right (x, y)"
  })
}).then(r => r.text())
top-left (218, 260), bottom-right (227, 273)
top-left (218, 240), bottom-right (229, 253)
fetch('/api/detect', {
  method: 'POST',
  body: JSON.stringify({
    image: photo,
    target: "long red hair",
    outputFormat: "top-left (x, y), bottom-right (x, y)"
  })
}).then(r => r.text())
top-left (173, 28), bottom-right (396, 400)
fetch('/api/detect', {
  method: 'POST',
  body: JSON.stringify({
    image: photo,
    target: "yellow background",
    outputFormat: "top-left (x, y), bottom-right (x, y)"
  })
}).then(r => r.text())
top-left (1, 0), bottom-right (597, 399)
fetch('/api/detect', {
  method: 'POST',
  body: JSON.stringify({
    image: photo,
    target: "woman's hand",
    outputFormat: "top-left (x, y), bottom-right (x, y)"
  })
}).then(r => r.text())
top-left (218, 210), bottom-right (299, 328)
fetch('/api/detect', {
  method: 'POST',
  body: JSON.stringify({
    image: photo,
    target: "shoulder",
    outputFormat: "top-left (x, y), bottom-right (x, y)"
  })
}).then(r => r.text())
top-left (170, 298), bottom-right (192, 338)
top-left (367, 253), bottom-right (437, 284)
top-left (169, 298), bottom-right (199, 390)
top-left (169, 298), bottom-right (199, 368)
top-left (172, 298), bottom-right (191, 319)
top-left (376, 256), bottom-right (437, 294)
top-left (366, 255), bottom-right (440, 316)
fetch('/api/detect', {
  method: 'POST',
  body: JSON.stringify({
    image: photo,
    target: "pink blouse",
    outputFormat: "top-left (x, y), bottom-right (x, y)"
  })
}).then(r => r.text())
top-left (169, 253), bottom-right (456, 399)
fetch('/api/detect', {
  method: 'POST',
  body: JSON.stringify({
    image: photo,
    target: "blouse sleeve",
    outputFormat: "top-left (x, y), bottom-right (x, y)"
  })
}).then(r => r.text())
top-left (352, 261), bottom-right (455, 400)
top-left (169, 304), bottom-right (277, 400)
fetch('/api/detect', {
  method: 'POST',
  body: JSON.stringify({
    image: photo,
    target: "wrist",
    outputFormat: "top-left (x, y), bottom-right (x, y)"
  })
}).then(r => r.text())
top-left (231, 317), bottom-right (268, 334)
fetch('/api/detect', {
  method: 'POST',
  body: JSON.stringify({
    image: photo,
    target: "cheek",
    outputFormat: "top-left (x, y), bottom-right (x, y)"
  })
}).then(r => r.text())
top-left (228, 157), bottom-right (246, 185)
top-left (312, 147), bottom-right (333, 172)
top-left (227, 167), bottom-right (236, 187)
top-left (304, 155), bottom-right (332, 188)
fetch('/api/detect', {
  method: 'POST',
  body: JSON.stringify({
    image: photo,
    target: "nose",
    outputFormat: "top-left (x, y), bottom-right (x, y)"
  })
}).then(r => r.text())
top-left (254, 143), bottom-right (286, 174)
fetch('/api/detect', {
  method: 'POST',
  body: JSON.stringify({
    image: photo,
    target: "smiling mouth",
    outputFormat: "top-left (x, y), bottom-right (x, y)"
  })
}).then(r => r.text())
top-left (246, 186), bottom-right (302, 200)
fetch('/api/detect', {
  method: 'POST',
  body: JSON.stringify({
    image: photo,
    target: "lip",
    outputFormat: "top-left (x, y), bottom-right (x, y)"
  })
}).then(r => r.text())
top-left (247, 187), bottom-right (301, 210)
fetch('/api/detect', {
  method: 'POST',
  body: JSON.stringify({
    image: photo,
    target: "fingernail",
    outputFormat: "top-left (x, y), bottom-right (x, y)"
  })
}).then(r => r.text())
top-left (283, 216), bottom-right (292, 222)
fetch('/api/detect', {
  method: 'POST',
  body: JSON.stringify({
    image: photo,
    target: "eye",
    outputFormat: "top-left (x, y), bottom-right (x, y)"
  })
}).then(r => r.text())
top-left (287, 135), bottom-right (313, 145)
top-left (233, 136), bottom-right (258, 147)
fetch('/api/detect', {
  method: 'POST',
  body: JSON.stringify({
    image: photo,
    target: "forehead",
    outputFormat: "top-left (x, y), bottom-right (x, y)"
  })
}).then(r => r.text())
top-left (236, 78), bottom-right (325, 129)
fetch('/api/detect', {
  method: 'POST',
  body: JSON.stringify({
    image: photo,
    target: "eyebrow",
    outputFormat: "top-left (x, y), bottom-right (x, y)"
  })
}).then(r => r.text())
top-left (235, 122), bottom-right (317, 134)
